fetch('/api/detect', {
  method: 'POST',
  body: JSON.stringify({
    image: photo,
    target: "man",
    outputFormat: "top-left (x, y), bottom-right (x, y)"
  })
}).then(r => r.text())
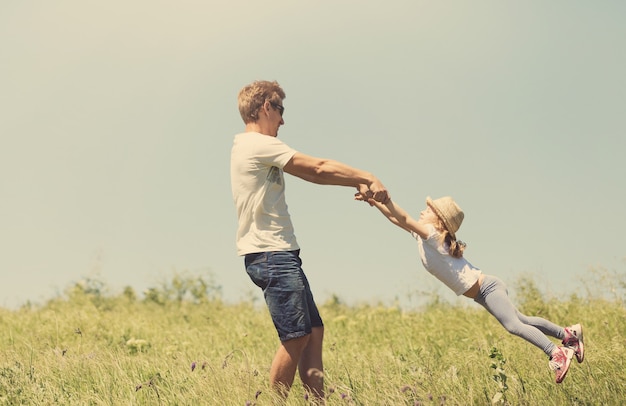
top-left (230, 80), bottom-right (389, 401)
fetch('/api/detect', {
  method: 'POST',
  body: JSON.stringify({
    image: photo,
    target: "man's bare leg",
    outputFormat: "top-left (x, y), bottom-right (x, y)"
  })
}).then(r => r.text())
top-left (299, 326), bottom-right (325, 400)
top-left (269, 334), bottom-right (311, 398)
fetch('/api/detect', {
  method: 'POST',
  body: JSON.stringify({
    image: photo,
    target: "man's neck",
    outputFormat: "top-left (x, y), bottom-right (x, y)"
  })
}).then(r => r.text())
top-left (244, 122), bottom-right (275, 137)
top-left (245, 122), bottom-right (262, 133)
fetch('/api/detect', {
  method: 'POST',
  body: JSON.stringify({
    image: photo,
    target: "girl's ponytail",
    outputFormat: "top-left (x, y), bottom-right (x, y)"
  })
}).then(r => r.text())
top-left (445, 233), bottom-right (466, 259)
top-left (435, 215), bottom-right (467, 258)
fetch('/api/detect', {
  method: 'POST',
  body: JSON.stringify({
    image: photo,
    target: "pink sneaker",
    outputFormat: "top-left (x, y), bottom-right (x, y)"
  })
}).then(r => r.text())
top-left (549, 347), bottom-right (574, 384)
top-left (562, 323), bottom-right (584, 363)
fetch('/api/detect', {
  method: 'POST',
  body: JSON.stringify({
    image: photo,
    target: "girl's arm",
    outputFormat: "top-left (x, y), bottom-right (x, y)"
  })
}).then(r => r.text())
top-left (355, 193), bottom-right (430, 238)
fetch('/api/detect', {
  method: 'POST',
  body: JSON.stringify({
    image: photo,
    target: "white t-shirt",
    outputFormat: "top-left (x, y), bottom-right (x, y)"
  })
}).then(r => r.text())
top-left (411, 224), bottom-right (482, 296)
top-left (230, 132), bottom-right (299, 256)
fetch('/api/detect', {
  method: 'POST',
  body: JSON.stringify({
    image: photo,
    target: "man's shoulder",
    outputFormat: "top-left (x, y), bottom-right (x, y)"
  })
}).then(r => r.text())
top-left (234, 132), bottom-right (286, 146)
top-left (232, 132), bottom-right (296, 167)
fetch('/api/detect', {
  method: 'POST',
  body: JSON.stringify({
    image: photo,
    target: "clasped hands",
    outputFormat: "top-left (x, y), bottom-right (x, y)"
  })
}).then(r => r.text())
top-left (355, 182), bottom-right (389, 205)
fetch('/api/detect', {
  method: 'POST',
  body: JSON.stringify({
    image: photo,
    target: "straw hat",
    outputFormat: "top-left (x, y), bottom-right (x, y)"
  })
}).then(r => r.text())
top-left (426, 196), bottom-right (464, 239)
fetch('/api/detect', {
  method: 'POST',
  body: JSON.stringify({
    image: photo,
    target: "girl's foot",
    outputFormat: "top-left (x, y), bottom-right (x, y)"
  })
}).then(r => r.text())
top-left (562, 323), bottom-right (584, 363)
top-left (549, 347), bottom-right (574, 384)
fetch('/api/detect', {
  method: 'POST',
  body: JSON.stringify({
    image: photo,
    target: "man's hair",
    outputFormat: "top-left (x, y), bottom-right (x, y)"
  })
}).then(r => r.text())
top-left (238, 80), bottom-right (286, 124)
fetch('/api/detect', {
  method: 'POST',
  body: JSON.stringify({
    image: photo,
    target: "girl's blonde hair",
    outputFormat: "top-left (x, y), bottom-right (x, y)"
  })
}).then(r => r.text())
top-left (433, 216), bottom-right (466, 259)
top-left (238, 80), bottom-right (286, 124)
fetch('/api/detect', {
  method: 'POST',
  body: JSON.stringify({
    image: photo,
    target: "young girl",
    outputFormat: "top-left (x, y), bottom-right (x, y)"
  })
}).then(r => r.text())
top-left (356, 194), bottom-right (584, 384)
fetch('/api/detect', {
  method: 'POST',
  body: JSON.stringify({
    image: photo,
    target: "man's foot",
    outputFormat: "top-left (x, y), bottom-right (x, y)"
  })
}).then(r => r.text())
top-left (549, 347), bottom-right (574, 384)
top-left (562, 323), bottom-right (584, 363)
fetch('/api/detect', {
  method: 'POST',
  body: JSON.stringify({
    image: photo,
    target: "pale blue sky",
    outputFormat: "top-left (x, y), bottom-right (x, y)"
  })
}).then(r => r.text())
top-left (2, 1), bottom-right (625, 309)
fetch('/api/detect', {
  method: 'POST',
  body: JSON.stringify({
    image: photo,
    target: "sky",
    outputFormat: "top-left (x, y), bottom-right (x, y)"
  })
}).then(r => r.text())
top-left (1, 1), bottom-right (625, 310)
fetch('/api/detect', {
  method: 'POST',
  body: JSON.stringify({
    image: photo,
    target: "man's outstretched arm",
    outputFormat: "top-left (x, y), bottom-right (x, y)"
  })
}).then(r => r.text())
top-left (283, 152), bottom-right (389, 203)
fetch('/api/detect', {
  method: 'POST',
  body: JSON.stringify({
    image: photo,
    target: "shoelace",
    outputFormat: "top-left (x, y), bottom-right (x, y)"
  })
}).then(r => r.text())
top-left (549, 358), bottom-right (563, 371)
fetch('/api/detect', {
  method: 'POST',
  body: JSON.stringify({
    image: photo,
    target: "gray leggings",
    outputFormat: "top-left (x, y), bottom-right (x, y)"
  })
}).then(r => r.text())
top-left (473, 275), bottom-right (564, 356)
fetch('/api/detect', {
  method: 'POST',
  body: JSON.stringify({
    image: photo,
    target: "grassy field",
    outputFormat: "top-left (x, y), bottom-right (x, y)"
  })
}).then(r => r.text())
top-left (1, 269), bottom-right (624, 405)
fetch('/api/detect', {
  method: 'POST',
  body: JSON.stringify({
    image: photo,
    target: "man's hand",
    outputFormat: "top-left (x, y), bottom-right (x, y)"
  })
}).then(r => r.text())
top-left (368, 179), bottom-right (389, 203)
top-left (355, 182), bottom-right (388, 206)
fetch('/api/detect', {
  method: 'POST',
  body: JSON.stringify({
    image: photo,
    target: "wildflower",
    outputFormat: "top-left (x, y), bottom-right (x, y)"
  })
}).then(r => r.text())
top-left (191, 362), bottom-right (197, 372)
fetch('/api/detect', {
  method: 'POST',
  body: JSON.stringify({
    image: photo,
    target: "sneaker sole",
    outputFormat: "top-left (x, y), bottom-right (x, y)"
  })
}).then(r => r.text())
top-left (574, 324), bottom-right (584, 363)
top-left (564, 324), bottom-right (585, 363)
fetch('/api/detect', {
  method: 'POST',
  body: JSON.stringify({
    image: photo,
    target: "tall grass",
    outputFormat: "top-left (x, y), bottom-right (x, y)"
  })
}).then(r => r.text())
top-left (1, 268), bottom-right (624, 405)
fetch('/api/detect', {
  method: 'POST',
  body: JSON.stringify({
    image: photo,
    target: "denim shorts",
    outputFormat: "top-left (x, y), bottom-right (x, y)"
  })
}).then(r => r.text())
top-left (245, 250), bottom-right (323, 341)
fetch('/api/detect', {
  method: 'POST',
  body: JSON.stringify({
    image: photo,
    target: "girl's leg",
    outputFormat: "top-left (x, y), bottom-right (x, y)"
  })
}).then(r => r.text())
top-left (475, 276), bottom-right (561, 356)
top-left (515, 311), bottom-right (564, 340)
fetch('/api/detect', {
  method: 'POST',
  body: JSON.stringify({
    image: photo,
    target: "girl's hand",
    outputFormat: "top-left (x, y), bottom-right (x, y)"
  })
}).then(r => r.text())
top-left (354, 192), bottom-right (375, 206)
top-left (356, 184), bottom-right (373, 199)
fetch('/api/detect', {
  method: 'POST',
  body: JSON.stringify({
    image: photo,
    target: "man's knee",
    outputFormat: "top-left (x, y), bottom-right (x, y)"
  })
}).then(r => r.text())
top-left (282, 334), bottom-right (311, 355)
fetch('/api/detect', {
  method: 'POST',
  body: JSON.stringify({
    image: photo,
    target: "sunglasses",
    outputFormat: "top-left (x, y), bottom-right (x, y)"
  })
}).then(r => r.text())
top-left (270, 102), bottom-right (285, 117)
